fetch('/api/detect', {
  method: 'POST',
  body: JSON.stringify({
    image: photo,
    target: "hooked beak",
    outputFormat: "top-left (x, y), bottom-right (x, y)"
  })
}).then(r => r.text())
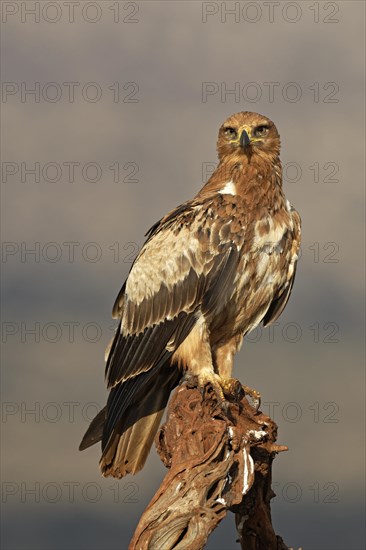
top-left (240, 129), bottom-right (251, 149)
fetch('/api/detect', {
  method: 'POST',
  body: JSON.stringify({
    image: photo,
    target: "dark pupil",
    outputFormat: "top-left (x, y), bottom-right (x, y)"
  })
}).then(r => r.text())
top-left (225, 128), bottom-right (236, 138)
top-left (257, 126), bottom-right (267, 134)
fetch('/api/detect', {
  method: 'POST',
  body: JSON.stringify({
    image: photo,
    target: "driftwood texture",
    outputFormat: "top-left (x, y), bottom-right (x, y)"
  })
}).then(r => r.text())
top-left (130, 380), bottom-right (289, 550)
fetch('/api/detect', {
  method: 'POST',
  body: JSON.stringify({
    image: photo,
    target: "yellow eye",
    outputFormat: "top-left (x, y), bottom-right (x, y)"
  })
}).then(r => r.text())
top-left (224, 127), bottom-right (238, 140)
top-left (254, 125), bottom-right (269, 138)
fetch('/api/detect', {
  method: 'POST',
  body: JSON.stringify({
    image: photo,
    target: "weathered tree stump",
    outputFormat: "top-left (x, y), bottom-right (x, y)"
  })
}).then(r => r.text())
top-left (129, 380), bottom-right (289, 550)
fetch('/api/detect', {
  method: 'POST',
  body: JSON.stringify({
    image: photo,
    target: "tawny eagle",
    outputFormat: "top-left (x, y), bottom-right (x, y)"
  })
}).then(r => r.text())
top-left (79, 111), bottom-right (301, 478)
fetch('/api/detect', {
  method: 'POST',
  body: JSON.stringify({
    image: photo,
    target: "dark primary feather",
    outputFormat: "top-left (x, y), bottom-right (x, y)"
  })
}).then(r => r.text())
top-left (202, 247), bottom-right (239, 318)
top-left (100, 361), bottom-right (181, 476)
top-left (262, 262), bottom-right (298, 327)
top-left (79, 407), bottom-right (106, 451)
top-left (102, 360), bottom-right (181, 452)
top-left (105, 311), bottom-right (198, 389)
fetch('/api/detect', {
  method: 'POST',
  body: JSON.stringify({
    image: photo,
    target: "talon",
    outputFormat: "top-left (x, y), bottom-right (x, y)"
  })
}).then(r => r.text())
top-left (243, 385), bottom-right (261, 411)
top-left (197, 372), bottom-right (223, 396)
top-left (220, 378), bottom-right (244, 401)
top-left (200, 384), bottom-right (207, 399)
top-left (219, 400), bottom-right (230, 415)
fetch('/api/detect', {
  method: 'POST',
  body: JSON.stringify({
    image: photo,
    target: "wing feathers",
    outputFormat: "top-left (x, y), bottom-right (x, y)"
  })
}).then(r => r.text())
top-left (263, 264), bottom-right (297, 327)
top-left (79, 407), bottom-right (106, 450)
top-left (100, 362), bottom-right (181, 477)
top-left (105, 311), bottom-right (198, 389)
top-left (203, 247), bottom-right (239, 317)
top-left (104, 204), bottom-right (242, 409)
top-left (102, 361), bottom-right (180, 453)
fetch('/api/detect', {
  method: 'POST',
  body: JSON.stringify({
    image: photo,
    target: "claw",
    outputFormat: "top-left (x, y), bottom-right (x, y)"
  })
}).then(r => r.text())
top-left (197, 372), bottom-right (224, 397)
top-left (219, 400), bottom-right (230, 415)
top-left (196, 373), bottom-right (246, 417)
top-left (199, 384), bottom-right (206, 399)
top-left (242, 385), bottom-right (261, 411)
top-left (196, 372), bottom-right (229, 413)
top-left (221, 378), bottom-right (244, 401)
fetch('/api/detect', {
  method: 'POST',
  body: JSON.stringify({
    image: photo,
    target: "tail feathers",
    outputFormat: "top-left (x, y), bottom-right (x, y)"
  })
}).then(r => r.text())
top-left (100, 365), bottom-right (179, 477)
top-left (79, 407), bottom-right (106, 451)
top-left (100, 408), bottom-right (166, 478)
top-left (79, 363), bottom-right (180, 478)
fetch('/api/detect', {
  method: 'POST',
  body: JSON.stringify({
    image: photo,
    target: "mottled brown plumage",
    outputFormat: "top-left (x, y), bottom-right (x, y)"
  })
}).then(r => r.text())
top-left (79, 111), bottom-right (301, 478)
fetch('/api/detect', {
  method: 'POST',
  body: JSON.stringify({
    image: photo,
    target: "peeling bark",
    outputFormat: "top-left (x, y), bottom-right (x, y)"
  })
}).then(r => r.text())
top-left (129, 380), bottom-right (289, 550)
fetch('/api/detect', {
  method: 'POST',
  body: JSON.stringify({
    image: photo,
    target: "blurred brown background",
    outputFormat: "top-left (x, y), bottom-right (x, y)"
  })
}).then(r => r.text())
top-left (1, 1), bottom-right (365, 549)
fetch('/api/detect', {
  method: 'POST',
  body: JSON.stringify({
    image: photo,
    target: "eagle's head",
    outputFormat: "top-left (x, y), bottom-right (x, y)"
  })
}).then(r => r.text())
top-left (217, 111), bottom-right (280, 162)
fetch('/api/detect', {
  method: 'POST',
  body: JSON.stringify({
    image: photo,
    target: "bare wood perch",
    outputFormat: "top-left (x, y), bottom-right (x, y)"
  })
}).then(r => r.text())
top-left (129, 380), bottom-right (289, 550)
